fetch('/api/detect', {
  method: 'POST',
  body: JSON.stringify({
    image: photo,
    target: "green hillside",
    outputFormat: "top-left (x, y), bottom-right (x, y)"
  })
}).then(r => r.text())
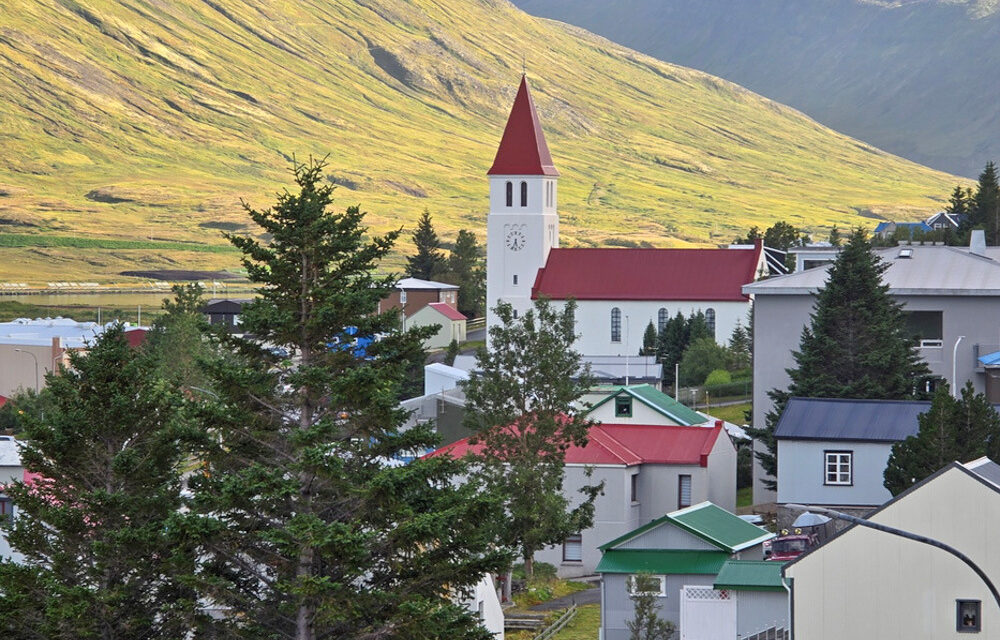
top-left (0, 0), bottom-right (963, 282)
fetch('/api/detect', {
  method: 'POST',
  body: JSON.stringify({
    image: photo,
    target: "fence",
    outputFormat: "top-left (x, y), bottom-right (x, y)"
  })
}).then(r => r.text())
top-left (677, 379), bottom-right (751, 408)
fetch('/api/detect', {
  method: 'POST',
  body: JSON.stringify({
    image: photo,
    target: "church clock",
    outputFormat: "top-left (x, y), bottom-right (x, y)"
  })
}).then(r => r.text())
top-left (505, 228), bottom-right (526, 251)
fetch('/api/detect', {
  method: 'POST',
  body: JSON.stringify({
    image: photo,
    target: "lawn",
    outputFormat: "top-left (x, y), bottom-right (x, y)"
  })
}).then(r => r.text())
top-left (705, 402), bottom-right (751, 425)
top-left (737, 486), bottom-right (753, 508)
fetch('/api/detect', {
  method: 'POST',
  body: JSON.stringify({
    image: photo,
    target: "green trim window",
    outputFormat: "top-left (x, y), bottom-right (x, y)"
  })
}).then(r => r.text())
top-left (616, 396), bottom-right (633, 417)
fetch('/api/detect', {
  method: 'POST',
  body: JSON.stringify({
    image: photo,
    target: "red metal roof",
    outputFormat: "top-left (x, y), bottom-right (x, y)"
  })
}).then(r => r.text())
top-left (532, 244), bottom-right (762, 301)
top-left (430, 424), bottom-right (722, 467)
top-left (487, 76), bottom-right (559, 176)
top-left (428, 302), bottom-right (467, 321)
top-left (0, 395), bottom-right (7, 408)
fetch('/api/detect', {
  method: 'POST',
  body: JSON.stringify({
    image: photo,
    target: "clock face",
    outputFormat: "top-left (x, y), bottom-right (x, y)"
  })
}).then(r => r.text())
top-left (506, 228), bottom-right (526, 252)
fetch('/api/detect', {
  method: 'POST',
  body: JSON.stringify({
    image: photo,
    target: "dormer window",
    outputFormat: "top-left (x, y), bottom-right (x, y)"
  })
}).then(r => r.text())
top-left (505, 181), bottom-right (513, 207)
top-left (520, 181), bottom-right (528, 207)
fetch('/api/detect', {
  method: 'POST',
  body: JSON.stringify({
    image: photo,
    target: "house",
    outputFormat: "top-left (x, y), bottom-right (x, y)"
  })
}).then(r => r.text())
top-left (787, 243), bottom-right (840, 272)
top-left (925, 211), bottom-right (964, 231)
top-left (783, 457), bottom-right (1000, 640)
top-left (773, 397), bottom-right (935, 525)
top-left (708, 560), bottom-right (789, 639)
top-left (432, 421), bottom-right (736, 578)
top-left (483, 76), bottom-right (770, 354)
top-left (378, 277), bottom-right (459, 317)
top-left (405, 302), bottom-right (467, 349)
top-left (873, 220), bottom-right (933, 239)
top-left (596, 502), bottom-right (775, 640)
top-left (0, 437), bottom-right (23, 562)
top-left (744, 231), bottom-right (1000, 503)
top-left (583, 384), bottom-right (709, 427)
top-left (459, 574), bottom-right (504, 639)
top-left (202, 299), bottom-right (250, 328)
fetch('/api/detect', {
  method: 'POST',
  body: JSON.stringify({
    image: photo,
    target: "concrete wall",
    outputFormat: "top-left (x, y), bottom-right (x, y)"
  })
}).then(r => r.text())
top-left (0, 342), bottom-right (64, 397)
top-left (777, 440), bottom-right (894, 507)
top-left (601, 572), bottom-right (715, 640)
top-left (548, 299), bottom-right (748, 357)
top-left (751, 292), bottom-right (1000, 504)
top-left (785, 466), bottom-right (1000, 640)
top-left (707, 432), bottom-right (738, 512)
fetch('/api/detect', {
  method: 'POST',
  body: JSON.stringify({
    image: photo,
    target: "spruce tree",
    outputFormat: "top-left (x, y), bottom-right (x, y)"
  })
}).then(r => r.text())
top-left (627, 574), bottom-right (675, 640)
top-left (656, 311), bottom-right (688, 388)
top-left (0, 325), bottom-right (204, 639)
top-left (448, 229), bottom-right (485, 318)
top-left (406, 208), bottom-right (448, 280)
top-left (641, 320), bottom-right (657, 356)
top-left (973, 161), bottom-right (1000, 244)
top-left (746, 228), bottom-right (932, 490)
top-left (189, 159), bottom-right (507, 640)
top-left (462, 299), bottom-right (602, 579)
top-left (947, 184), bottom-right (969, 215)
top-left (884, 382), bottom-right (1000, 496)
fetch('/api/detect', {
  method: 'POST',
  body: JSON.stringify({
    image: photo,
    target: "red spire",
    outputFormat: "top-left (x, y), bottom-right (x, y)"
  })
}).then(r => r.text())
top-left (487, 76), bottom-right (559, 176)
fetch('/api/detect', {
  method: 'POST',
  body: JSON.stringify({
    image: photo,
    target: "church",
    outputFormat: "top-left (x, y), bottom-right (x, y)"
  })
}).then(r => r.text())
top-left (485, 77), bottom-right (769, 356)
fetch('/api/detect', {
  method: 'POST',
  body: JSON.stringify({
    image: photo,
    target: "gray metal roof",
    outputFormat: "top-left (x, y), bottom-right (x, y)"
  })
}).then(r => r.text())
top-left (965, 457), bottom-right (1000, 488)
top-left (743, 245), bottom-right (1000, 296)
top-left (773, 397), bottom-right (931, 442)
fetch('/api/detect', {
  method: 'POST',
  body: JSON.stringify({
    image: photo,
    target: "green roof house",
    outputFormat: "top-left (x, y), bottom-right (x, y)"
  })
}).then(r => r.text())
top-left (585, 384), bottom-right (708, 426)
top-left (597, 502), bottom-right (778, 640)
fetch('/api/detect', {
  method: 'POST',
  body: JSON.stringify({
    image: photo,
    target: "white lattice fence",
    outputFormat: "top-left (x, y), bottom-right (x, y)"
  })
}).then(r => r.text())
top-left (680, 585), bottom-right (737, 640)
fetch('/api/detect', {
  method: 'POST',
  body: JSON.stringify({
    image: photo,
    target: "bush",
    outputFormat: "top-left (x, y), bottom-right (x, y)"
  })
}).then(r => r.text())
top-left (704, 369), bottom-right (731, 386)
top-left (678, 337), bottom-right (730, 386)
top-left (702, 379), bottom-right (751, 399)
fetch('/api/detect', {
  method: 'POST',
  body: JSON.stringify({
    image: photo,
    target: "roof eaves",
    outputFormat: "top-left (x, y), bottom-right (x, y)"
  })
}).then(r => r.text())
top-left (598, 513), bottom-right (673, 550)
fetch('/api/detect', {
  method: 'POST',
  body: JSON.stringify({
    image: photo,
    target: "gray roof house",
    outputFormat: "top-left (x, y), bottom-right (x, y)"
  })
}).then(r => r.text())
top-left (744, 231), bottom-right (1000, 503)
top-left (774, 398), bottom-right (930, 512)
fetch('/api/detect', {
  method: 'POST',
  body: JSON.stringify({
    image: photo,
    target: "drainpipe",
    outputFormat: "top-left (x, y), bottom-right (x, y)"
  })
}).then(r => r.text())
top-left (953, 335), bottom-right (966, 398)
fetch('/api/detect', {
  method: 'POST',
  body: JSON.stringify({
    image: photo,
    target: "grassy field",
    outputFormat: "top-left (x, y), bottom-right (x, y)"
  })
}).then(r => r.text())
top-left (705, 402), bottom-right (751, 425)
top-left (0, 0), bottom-right (963, 282)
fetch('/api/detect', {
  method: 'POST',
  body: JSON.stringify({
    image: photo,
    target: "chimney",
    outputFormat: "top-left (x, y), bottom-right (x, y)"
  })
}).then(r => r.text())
top-left (970, 229), bottom-right (987, 257)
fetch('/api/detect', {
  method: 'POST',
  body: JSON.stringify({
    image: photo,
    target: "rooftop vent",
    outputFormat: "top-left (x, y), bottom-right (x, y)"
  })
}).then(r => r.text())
top-left (971, 229), bottom-right (987, 257)
top-left (898, 248), bottom-right (913, 259)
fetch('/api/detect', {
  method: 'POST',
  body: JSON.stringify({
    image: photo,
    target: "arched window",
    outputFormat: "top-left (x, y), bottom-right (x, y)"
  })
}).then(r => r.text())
top-left (520, 181), bottom-right (528, 207)
top-left (505, 181), bottom-right (513, 207)
top-left (611, 307), bottom-right (622, 343)
top-left (705, 308), bottom-right (716, 339)
top-left (657, 308), bottom-right (668, 333)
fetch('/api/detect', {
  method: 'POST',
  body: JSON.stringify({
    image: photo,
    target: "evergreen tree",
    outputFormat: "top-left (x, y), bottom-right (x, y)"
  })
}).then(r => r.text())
top-left (728, 321), bottom-right (752, 370)
top-left (828, 225), bottom-right (842, 247)
top-left (972, 161), bottom-right (1000, 244)
top-left (746, 228), bottom-right (932, 490)
top-left (947, 184), bottom-right (969, 215)
top-left (406, 209), bottom-right (448, 280)
top-left (641, 321), bottom-right (657, 356)
top-left (447, 229), bottom-right (485, 318)
top-left (145, 283), bottom-right (213, 390)
top-left (626, 574), bottom-right (675, 640)
top-left (656, 311), bottom-right (688, 388)
top-left (884, 382), bottom-right (1000, 496)
top-left (462, 299), bottom-right (602, 578)
top-left (0, 326), bottom-right (204, 639)
top-left (190, 159), bottom-right (507, 640)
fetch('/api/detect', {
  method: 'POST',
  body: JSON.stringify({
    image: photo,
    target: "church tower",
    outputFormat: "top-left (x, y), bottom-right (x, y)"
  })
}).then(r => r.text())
top-left (486, 76), bottom-right (559, 336)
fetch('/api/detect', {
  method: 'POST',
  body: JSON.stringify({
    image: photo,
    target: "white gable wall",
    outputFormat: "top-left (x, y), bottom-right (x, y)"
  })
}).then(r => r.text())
top-left (547, 299), bottom-right (749, 358)
top-left (786, 466), bottom-right (1000, 640)
top-left (588, 397), bottom-right (689, 426)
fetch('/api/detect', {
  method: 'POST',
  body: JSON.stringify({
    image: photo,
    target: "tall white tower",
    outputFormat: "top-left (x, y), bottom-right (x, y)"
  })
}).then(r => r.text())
top-left (486, 76), bottom-right (559, 338)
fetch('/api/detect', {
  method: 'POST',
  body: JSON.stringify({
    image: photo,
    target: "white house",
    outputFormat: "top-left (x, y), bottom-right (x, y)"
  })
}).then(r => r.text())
top-left (483, 76), bottom-right (767, 354)
top-left (405, 302), bottom-right (467, 350)
top-left (0, 436), bottom-right (24, 563)
top-left (784, 457), bottom-right (1000, 640)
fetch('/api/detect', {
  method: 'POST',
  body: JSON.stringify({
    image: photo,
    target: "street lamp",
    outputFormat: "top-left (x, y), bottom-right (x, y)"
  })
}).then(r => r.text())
top-left (13, 348), bottom-right (39, 393)
top-left (786, 503), bottom-right (1000, 612)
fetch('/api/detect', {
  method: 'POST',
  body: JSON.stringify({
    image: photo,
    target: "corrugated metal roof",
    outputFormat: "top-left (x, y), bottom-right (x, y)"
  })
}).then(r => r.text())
top-left (588, 384), bottom-right (706, 426)
top-left (0, 437), bottom-right (21, 467)
top-left (714, 560), bottom-right (786, 592)
top-left (396, 278), bottom-right (458, 291)
top-left (600, 501), bottom-right (774, 552)
top-left (532, 245), bottom-right (762, 301)
top-left (596, 549), bottom-right (729, 575)
top-left (965, 457), bottom-right (1000, 488)
top-left (426, 302), bottom-right (467, 321)
top-left (774, 397), bottom-right (929, 442)
top-left (744, 245), bottom-right (1000, 296)
top-left (487, 76), bottom-right (559, 176)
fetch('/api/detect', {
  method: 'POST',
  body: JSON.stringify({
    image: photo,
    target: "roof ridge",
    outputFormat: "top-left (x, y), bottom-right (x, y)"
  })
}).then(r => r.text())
top-left (588, 425), bottom-right (642, 465)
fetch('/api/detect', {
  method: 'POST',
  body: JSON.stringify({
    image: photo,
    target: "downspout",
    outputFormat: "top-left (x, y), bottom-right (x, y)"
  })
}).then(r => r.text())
top-left (782, 575), bottom-right (793, 640)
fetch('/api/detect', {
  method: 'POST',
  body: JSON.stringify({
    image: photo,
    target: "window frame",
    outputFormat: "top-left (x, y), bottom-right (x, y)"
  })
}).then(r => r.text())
top-left (678, 474), bottom-right (692, 509)
top-left (615, 395), bottom-right (633, 418)
top-left (563, 533), bottom-right (583, 563)
top-left (630, 473), bottom-right (639, 503)
top-left (520, 181), bottom-right (528, 207)
top-left (705, 308), bottom-right (716, 339)
top-left (611, 307), bottom-right (622, 343)
top-left (513, 274), bottom-right (518, 285)
top-left (627, 574), bottom-right (667, 597)
top-left (657, 308), bottom-right (668, 333)
top-left (824, 450), bottom-right (853, 486)
top-left (957, 599), bottom-right (982, 633)
top-left (505, 181), bottom-right (513, 207)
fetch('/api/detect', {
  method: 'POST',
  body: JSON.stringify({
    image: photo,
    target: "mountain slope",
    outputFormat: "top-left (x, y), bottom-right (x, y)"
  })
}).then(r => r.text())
top-left (0, 0), bottom-right (962, 281)
top-left (515, 0), bottom-right (1000, 178)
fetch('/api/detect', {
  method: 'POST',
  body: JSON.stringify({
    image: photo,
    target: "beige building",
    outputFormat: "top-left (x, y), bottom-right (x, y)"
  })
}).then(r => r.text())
top-left (784, 458), bottom-right (1000, 639)
top-left (405, 302), bottom-right (467, 350)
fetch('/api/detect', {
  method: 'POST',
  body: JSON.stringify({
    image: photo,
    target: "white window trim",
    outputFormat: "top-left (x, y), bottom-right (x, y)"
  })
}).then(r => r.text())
top-left (824, 451), bottom-right (853, 486)
top-left (628, 575), bottom-right (667, 597)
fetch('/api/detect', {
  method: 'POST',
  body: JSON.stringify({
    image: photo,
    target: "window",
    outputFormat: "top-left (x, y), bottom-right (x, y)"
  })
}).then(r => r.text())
top-left (630, 473), bottom-right (639, 502)
top-left (958, 600), bottom-right (981, 632)
top-left (678, 475), bottom-right (692, 509)
top-left (904, 310), bottom-right (943, 347)
top-left (563, 534), bottom-right (583, 562)
top-left (824, 451), bottom-right (853, 485)
top-left (627, 574), bottom-right (666, 597)
top-left (658, 308), bottom-right (668, 333)
top-left (611, 307), bottom-right (622, 342)
top-left (505, 181), bottom-right (513, 207)
top-left (705, 308), bottom-right (716, 339)
top-left (0, 496), bottom-right (11, 523)
top-left (513, 309), bottom-right (518, 319)
top-left (616, 396), bottom-right (633, 418)
top-left (513, 274), bottom-right (518, 285)
top-left (520, 181), bottom-right (528, 207)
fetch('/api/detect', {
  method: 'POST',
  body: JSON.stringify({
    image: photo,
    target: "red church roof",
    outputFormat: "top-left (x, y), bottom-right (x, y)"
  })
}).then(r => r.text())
top-left (427, 302), bottom-right (467, 321)
top-left (487, 76), bottom-right (559, 176)
top-left (532, 244), bottom-right (763, 302)
top-left (429, 423), bottom-right (722, 468)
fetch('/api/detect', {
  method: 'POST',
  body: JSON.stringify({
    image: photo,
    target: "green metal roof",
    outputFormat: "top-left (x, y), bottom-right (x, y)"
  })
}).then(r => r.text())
top-left (596, 550), bottom-right (730, 575)
top-left (600, 502), bottom-right (775, 553)
top-left (713, 561), bottom-right (787, 592)
top-left (588, 384), bottom-right (705, 426)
